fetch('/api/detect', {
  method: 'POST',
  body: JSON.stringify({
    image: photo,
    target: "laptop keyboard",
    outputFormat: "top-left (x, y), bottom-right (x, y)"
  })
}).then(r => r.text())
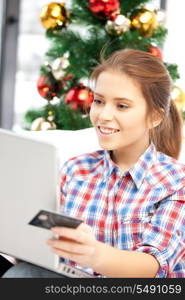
top-left (57, 262), bottom-right (96, 278)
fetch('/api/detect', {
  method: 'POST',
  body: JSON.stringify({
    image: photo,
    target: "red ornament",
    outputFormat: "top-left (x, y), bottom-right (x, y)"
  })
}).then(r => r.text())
top-left (37, 75), bottom-right (57, 100)
top-left (89, 0), bottom-right (120, 19)
top-left (148, 46), bottom-right (163, 60)
top-left (64, 83), bottom-right (93, 111)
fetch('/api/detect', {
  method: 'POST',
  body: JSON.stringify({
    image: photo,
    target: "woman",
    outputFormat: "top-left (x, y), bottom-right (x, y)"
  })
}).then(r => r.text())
top-left (3, 49), bottom-right (185, 278)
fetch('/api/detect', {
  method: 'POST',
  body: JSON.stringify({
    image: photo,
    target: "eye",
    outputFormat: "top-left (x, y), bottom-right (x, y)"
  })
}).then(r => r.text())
top-left (117, 103), bottom-right (129, 109)
top-left (93, 99), bottom-right (103, 105)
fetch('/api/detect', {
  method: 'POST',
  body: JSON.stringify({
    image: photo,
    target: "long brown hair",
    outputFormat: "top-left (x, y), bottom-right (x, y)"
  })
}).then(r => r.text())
top-left (90, 49), bottom-right (183, 159)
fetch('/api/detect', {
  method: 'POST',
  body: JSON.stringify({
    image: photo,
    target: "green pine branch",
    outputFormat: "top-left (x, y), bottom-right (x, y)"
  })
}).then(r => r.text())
top-left (165, 63), bottom-right (180, 82)
top-left (23, 102), bottom-right (92, 130)
top-left (120, 0), bottom-right (152, 15)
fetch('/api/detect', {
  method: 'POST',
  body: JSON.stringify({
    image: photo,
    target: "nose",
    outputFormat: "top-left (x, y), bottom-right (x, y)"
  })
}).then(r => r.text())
top-left (98, 104), bottom-right (114, 121)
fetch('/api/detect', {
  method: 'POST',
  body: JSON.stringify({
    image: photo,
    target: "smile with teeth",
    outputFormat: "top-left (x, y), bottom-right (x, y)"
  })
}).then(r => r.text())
top-left (98, 126), bottom-right (120, 135)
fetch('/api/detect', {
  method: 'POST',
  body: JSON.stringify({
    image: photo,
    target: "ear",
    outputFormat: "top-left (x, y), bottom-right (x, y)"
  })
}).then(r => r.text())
top-left (148, 109), bottom-right (164, 129)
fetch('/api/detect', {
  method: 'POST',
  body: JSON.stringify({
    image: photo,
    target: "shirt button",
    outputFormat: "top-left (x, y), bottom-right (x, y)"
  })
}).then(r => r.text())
top-left (177, 230), bottom-right (181, 237)
top-left (148, 212), bottom-right (154, 217)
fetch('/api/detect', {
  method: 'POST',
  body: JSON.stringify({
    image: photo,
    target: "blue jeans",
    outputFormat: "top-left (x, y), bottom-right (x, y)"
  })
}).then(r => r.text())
top-left (2, 262), bottom-right (66, 278)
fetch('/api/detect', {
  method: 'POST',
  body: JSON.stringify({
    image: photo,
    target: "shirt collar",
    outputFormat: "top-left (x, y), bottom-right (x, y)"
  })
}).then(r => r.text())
top-left (103, 151), bottom-right (121, 182)
top-left (129, 143), bottom-right (157, 189)
top-left (103, 143), bottom-right (157, 189)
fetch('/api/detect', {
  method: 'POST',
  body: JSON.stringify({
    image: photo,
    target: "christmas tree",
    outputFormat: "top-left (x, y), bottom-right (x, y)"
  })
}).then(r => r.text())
top-left (23, 0), bottom-right (184, 131)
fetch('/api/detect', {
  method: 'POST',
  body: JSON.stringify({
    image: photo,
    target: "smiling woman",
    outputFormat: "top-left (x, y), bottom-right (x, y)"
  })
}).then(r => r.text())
top-left (3, 49), bottom-right (185, 279)
top-left (90, 48), bottom-right (183, 160)
top-left (90, 70), bottom-right (152, 171)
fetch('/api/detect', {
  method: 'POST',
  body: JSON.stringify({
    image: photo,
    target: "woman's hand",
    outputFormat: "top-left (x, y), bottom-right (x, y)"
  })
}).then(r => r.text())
top-left (47, 222), bottom-right (160, 278)
top-left (46, 222), bottom-right (100, 269)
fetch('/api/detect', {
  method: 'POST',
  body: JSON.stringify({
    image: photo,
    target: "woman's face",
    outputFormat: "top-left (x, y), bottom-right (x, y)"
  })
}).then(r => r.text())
top-left (90, 70), bottom-right (152, 155)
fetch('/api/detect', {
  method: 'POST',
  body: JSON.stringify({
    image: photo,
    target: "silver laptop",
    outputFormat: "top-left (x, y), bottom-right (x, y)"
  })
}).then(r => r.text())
top-left (0, 129), bottom-right (94, 278)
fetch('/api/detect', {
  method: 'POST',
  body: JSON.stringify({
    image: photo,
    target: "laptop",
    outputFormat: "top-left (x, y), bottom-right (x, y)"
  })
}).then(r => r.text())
top-left (0, 129), bottom-right (94, 278)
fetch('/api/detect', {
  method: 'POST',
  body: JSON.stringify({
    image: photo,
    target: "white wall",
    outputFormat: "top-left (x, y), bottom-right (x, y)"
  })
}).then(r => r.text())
top-left (163, 0), bottom-right (185, 89)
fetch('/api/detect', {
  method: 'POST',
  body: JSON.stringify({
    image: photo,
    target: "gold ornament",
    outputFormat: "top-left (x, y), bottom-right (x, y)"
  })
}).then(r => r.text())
top-left (171, 86), bottom-right (185, 111)
top-left (40, 121), bottom-right (57, 130)
top-left (131, 9), bottom-right (158, 36)
top-left (31, 117), bottom-right (46, 131)
top-left (105, 14), bottom-right (131, 35)
top-left (40, 2), bottom-right (68, 29)
top-left (47, 111), bottom-right (55, 121)
top-left (31, 117), bottom-right (57, 131)
top-left (51, 53), bottom-right (70, 80)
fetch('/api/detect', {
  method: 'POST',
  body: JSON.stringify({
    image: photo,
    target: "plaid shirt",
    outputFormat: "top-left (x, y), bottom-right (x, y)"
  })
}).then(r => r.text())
top-left (59, 143), bottom-right (185, 278)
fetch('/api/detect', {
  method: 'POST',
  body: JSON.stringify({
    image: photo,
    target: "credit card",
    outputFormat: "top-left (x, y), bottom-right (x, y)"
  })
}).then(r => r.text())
top-left (28, 209), bottom-right (83, 230)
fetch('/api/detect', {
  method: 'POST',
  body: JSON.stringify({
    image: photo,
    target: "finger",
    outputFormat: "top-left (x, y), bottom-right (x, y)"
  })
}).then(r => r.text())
top-left (51, 227), bottom-right (92, 244)
top-left (51, 247), bottom-right (83, 264)
top-left (47, 239), bottom-right (94, 255)
top-left (78, 222), bottom-right (93, 233)
top-left (52, 222), bottom-right (92, 236)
